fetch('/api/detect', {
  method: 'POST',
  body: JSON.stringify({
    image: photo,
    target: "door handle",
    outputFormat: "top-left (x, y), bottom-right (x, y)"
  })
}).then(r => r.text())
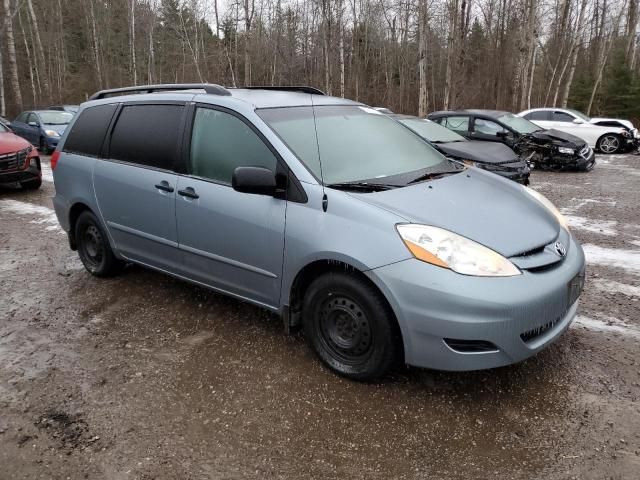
top-left (155, 181), bottom-right (174, 193)
top-left (178, 187), bottom-right (199, 199)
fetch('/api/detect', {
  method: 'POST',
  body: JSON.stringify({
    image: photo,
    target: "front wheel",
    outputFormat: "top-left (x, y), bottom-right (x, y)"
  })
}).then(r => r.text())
top-left (597, 134), bottom-right (621, 154)
top-left (302, 272), bottom-right (402, 381)
top-left (75, 211), bottom-right (124, 277)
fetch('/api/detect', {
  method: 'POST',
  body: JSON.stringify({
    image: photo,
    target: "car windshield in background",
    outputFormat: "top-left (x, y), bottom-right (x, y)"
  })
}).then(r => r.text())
top-left (258, 105), bottom-right (449, 185)
top-left (497, 113), bottom-right (542, 134)
top-left (567, 109), bottom-right (591, 122)
top-left (38, 111), bottom-right (73, 125)
top-left (399, 118), bottom-right (466, 143)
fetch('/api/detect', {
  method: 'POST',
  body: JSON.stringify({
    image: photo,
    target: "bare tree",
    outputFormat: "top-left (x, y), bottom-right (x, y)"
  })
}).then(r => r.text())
top-left (3, 0), bottom-right (22, 109)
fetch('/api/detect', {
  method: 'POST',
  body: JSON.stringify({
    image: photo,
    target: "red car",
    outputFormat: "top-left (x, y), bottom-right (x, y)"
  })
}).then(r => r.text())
top-left (0, 120), bottom-right (42, 190)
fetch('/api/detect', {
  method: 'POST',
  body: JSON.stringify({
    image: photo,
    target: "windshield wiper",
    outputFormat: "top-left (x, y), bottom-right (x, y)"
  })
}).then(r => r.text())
top-left (327, 181), bottom-right (396, 192)
top-left (407, 169), bottom-right (463, 185)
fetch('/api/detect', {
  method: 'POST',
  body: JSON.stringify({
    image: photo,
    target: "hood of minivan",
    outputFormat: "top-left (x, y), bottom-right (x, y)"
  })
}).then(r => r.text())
top-left (437, 140), bottom-right (518, 164)
top-left (354, 170), bottom-right (559, 257)
top-left (531, 128), bottom-right (585, 148)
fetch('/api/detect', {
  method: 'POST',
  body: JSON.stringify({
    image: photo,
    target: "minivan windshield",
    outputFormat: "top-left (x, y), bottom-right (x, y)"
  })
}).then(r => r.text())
top-left (38, 111), bottom-right (73, 125)
top-left (398, 117), bottom-right (466, 143)
top-left (497, 113), bottom-right (542, 134)
top-left (258, 105), bottom-right (453, 185)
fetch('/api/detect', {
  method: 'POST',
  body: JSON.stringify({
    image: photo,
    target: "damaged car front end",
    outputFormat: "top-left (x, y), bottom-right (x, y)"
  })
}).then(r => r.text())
top-left (516, 129), bottom-right (596, 171)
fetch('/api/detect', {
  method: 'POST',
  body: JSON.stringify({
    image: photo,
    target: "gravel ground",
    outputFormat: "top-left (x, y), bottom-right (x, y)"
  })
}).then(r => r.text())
top-left (0, 155), bottom-right (639, 479)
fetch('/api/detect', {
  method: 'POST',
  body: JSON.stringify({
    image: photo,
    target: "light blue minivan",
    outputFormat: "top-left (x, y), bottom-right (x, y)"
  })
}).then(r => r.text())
top-left (52, 84), bottom-right (585, 380)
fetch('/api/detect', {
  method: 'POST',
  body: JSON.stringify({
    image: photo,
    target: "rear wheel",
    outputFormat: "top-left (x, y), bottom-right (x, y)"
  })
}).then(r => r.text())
top-left (597, 134), bottom-right (621, 154)
top-left (75, 211), bottom-right (124, 277)
top-left (302, 272), bottom-right (402, 381)
top-left (20, 177), bottom-right (41, 190)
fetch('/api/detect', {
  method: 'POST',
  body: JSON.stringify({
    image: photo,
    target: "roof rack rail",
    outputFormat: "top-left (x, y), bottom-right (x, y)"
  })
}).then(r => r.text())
top-left (237, 86), bottom-right (325, 96)
top-left (89, 83), bottom-right (231, 100)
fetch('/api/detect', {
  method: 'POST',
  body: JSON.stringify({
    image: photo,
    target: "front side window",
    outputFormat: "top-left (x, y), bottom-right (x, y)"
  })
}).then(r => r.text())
top-left (258, 105), bottom-right (449, 184)
top-left (552, 111), bottom-right (575, 122)
top-left (15, 112), bottom-right (28, 123)
top-left (190, 108), bottom-right (277, 184)
top-left (27, 113), bottom-right (38, 125)
top-left (109, 104), bottom-right (183, 170)
top-left (38, 111), bottom-right (73, 125)
top-left (474, 118), bottom-right (505, 135)
top-left (497, 113), bottom-right (542, 134)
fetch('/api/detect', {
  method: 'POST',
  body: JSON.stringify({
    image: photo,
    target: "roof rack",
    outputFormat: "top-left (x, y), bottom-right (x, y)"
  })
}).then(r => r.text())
top-left (236, 86), bottom-right (325, 96)
top-left (89, 83), bottom-right (231, 100)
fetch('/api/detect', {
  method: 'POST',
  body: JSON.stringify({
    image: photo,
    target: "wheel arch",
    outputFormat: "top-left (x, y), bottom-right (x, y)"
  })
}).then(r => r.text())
top-left (596, 132), bottom-right (622, 153)
top-left (285, 259), bottom-right (406, 360)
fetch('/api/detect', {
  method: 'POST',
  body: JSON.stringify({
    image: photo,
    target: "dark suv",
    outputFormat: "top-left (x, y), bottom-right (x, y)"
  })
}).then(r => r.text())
top-left (428, 109), bottom-right (596, 171)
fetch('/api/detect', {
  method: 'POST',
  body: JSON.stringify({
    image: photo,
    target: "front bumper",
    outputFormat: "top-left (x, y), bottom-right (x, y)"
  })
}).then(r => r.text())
top-left (0, 164), bottom-right (41, 184)
top-left (366, 235), bottom-right (585, 371)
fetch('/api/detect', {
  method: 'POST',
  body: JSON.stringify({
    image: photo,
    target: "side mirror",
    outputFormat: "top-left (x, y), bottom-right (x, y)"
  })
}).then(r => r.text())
top-left (572, 118), bottom-right (584, 124)
top-left (232, 166), bottom-right (277, 196)
top-left (496, 131), bottom-right (507, 138)
top-left (28, 121), bottom-right (39, 127)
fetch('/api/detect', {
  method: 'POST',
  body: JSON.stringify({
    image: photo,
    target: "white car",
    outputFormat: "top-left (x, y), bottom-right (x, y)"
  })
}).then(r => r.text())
top-left (518, 107), bottom-right (636, 154)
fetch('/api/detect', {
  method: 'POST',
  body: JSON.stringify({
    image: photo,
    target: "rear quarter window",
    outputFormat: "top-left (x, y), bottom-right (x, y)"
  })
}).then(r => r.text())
top-left (63, 104), bottom-right (117, 157)
top-left (108, 104), bottom-right (183, 170)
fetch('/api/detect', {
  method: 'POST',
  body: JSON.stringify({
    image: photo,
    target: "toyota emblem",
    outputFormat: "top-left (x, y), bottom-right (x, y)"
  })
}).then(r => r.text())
top-left (554, 241), bottom-right (567, 257)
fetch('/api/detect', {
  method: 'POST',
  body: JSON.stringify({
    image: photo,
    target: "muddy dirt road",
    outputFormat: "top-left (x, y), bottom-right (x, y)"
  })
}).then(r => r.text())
top-left (1, 156), bottom-right (639, 479)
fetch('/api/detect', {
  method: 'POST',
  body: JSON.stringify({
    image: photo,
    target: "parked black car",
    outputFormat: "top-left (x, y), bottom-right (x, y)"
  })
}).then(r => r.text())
top-left (392, 114), bottom-right (530, 184)
top-left (427, 109), bottom-right (596, 171)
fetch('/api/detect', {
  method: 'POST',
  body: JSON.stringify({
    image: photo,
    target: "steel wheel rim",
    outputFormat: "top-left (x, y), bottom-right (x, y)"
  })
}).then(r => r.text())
top-left (318, 295), bottom-right (373, 365)
top-left (600, 136), bottom-right (619, 153)
top-left (81, 224), bottom-right (104, 270)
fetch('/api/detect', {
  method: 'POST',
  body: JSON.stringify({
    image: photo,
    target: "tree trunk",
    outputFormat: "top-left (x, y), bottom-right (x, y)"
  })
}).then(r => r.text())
top-left (26, 0), bottom-right (48, 99)
top-left (418, 0), bottom-right (429, 116)
top-left (560, 0), bottom-right (589, 107)
top-left (18, 10), bottom-right (37, 107)
top-left (0, 48), bottom-right (5, 116)
top-left (3, 0), bottom-right (22, 110)
top-left (129, 0), bottom-right (137, 85)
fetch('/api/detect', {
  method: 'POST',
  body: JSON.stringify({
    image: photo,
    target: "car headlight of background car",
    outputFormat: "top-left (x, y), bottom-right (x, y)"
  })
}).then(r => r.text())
top-left (44, 129), bottom-right (60, 138)
top-left (557, 146), bottom-right (574, 155)
top-left (523, 187), bottom-right (570, 231)
top-left (396, 224), bottom-right (521, 277)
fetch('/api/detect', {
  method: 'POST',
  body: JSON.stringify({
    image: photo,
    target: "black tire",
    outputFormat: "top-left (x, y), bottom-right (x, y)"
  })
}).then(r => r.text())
top-left (39, 137), bottom-right (50, 155)
top-left (75, 210), bottom-right (124, 277)
top-left (596, 134), bottom-right (621, 154)
top-left (20, 177), bottom-right (42, 190)
top-left (302, 272), bottom-right (402, 381)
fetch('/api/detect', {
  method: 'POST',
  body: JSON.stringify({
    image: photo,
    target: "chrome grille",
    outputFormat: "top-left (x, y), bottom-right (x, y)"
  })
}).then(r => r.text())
top-left (0, 147), bottom-right (30, 172)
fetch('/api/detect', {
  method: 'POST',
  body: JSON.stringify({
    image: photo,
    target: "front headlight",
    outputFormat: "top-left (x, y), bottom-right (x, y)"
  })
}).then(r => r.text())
top-left (44, 129), bottom-right (60, 138)
top-left (396, 224), bottom-right (521, 277)
top-left (523, 187), bottom-right (569, 230)
top-left (557, 146), bottom-right (574, 155)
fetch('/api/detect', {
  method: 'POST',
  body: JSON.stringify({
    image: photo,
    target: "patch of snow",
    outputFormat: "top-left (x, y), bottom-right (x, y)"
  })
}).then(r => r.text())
top-left (573, 315), bottom-right (640, 339)
top-left (582, 244), bottom-right (640, 275)
top-left (0, 199), bottom-right (61, 232)
top-left (592, 278), bottom-right (640, 297)
top-left (563, 215), bottom-right (617, 236)
top-left (40, 162), bottom-right (53, 183)
top-left (560, 197), bottom-right (616, 215)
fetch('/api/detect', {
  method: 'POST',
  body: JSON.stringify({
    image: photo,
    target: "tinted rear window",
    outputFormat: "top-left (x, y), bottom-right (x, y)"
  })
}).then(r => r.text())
top-left (63, 104), bottom-right (117, 157)
top-left (109, 104), bottom-right (183, 170)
